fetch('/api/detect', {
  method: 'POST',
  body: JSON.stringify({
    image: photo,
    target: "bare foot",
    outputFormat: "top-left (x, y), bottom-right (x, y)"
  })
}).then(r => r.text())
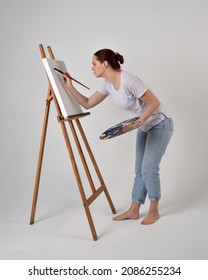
top-left (141, 200), bottom-right (160, 225)
top-left (141, 210), bottom-right (160, 225)
top-left (113, 202), bottom-right (140, 221)
top-left (113, 210), bottom-right (140, 221)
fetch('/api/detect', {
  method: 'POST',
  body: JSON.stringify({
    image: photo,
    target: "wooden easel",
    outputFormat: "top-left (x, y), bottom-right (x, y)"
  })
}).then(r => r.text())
top-left (30, 44), bottom-right (116, 241)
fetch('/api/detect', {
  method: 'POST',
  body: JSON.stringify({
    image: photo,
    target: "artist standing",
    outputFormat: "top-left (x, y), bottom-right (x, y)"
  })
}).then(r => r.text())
top-left (63, 49), bottom-right (174, 225)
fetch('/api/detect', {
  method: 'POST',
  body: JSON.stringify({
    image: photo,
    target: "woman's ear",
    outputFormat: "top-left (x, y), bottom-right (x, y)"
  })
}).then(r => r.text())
top-left (103, 61), bottom-right (108, 68)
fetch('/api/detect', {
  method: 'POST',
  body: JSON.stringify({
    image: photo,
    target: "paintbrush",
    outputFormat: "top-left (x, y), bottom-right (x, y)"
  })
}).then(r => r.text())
top-left (54, 68), bottom-right (90, 90)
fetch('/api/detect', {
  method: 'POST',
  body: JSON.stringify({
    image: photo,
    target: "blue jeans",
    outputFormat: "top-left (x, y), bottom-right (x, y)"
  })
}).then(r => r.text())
top-left (132, 117), bottom-right (174, 204)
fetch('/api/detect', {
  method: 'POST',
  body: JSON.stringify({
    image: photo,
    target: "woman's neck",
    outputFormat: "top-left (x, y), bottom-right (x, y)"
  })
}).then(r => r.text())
top-left (103, 69), bottom-right (121, 90)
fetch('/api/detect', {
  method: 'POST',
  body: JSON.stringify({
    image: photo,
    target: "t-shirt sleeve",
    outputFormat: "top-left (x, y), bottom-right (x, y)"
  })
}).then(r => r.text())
top-left (98, 81), bottom-right (109, 95)
top-left (130, 78), bottom-right (149, 98)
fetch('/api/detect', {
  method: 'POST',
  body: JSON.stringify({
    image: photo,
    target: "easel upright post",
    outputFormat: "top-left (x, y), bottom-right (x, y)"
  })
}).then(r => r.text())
top-left (30, 45), bottom-right (53, 225)
top-left (30, 44), bottom-right (116, 241)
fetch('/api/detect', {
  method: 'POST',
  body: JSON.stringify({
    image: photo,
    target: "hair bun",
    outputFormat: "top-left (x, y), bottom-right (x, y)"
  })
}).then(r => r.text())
top-left (94, 49), bottom-right (124, 70)
top-left (115, 52), bottom-right (124, 64)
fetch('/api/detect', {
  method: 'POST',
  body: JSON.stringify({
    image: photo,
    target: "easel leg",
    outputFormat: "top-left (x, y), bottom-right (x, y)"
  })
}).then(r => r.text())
top-left (75, 119), bottom-right (116, 214)
top-left (59, 120), bottom-right (98, 241)
top-left (30, 88), bottom-right (52, 224)
top-left (68, 120), bottom-right (96, 193)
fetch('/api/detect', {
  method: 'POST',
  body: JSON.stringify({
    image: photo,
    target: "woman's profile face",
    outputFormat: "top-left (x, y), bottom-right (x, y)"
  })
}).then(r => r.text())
top-left (91, 55), bottom-right (106, 78)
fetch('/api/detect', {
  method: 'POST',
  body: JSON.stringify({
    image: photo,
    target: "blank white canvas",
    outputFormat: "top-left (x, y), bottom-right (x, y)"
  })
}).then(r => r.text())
top-left (42, 58), bottom-right (83, 117)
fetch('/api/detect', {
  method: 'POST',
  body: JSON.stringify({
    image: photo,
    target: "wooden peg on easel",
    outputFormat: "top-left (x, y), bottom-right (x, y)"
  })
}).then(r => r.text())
top-left (30, 44), bottom-right (116, 241)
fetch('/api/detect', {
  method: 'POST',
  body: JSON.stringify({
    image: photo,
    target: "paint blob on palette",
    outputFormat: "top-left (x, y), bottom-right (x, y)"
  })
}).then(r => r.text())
top-left (100, 117), bottom-right (139, 140)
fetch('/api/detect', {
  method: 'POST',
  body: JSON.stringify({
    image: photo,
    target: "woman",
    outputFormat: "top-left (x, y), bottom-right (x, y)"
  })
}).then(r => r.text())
top-left (63, 49), bottom-right (173, 225)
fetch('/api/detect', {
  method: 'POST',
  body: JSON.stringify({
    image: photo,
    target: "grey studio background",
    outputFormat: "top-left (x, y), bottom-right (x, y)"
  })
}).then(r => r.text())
top-left (0, 0), bottom-right (208, 260)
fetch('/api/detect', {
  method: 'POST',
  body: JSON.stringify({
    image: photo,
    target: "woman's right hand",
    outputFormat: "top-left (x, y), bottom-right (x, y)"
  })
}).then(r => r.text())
top-left (63, 72), bottom-right (73, 89)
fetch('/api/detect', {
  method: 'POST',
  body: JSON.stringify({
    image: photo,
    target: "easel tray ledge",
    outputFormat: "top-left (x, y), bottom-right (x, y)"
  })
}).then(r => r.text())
top-left (57, 112), bottom-right (90, 122)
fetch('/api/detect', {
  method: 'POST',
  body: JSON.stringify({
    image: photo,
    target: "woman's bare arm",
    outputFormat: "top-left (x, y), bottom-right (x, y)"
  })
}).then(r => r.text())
top-left (138, 90), bottom-right (160, 125)
top-left (63, 73), bottom-right (107, 109)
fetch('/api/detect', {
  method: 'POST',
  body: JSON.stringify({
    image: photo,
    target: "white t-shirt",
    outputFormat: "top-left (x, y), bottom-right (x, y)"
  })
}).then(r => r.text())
top-left (99, 70), bottom-right (171, 131)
